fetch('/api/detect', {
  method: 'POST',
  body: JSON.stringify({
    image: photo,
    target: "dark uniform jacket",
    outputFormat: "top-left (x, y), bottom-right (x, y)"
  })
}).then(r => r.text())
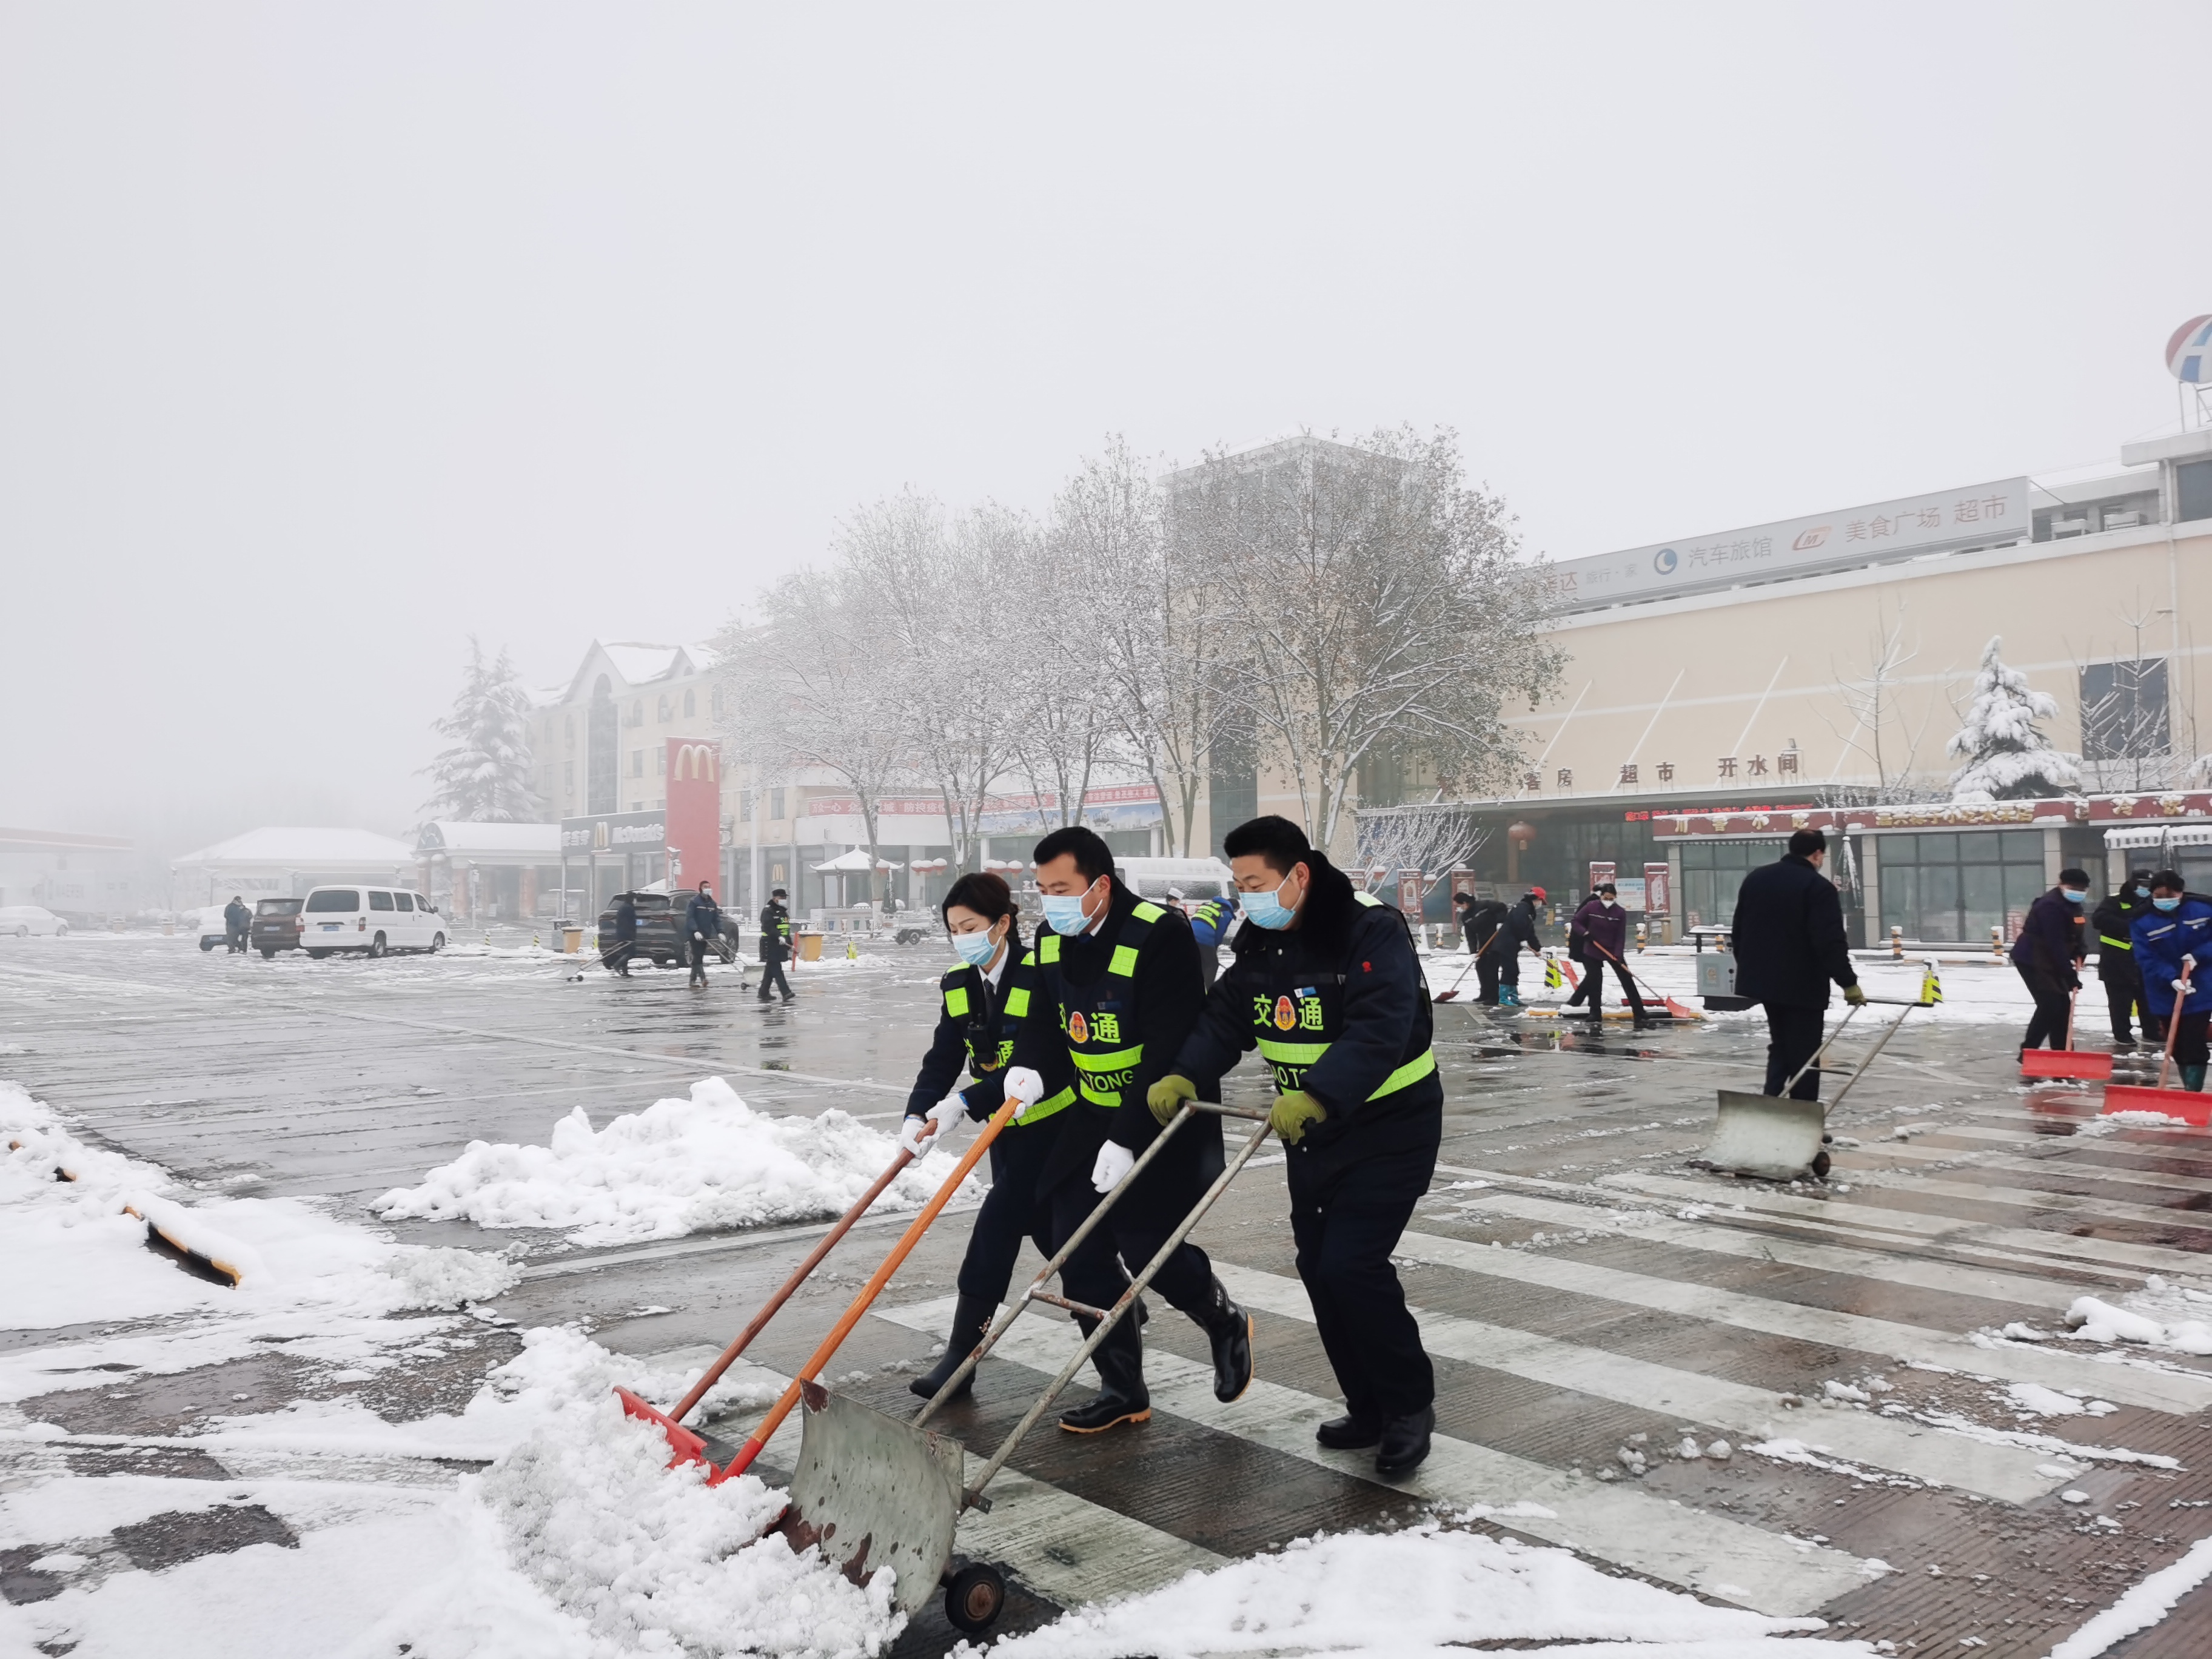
top-left (2093, 890), bottom-right (2151, 985)
top-left (1010, 880), bottom-right (1219, 1192)
top-left (683, 892), bottom-right (722, 942)
top-left (906, 942), bottom-right (1076, 1124)
top-left (2009, 888), bottom-right (2085, 981)
top-left (223, 901), bottom-right (250, 935)
top-left (614, 899), bottom-right (639, 943)
top-left (1176, 857), bottom-right (1442, 1168)
top-left (1730, 854), bottom-right (1857, 1009)
top-left (759, 901), bottom-right (792, 964)
top-left (1461, 899), bottom-right (1507, 954)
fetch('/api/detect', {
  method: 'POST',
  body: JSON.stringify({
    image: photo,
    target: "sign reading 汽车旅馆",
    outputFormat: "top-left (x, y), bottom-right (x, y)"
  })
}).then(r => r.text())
top-left (1549, 477), bottom-right (2029, 613)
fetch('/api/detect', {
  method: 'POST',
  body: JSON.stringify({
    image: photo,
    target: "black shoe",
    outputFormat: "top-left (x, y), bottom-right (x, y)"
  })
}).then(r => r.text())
top-left (1375, 1406), bottom-right (1434, 1478)
top-left (910, 1293), bottom-right (995, 1403)
top-left (781, 993), bottom-right (796, 1004)
top-left (1198, 1276), bottom-right (1253, 1403)
top-left (1059, 1310), bottom-right (1150, 1433)
top-left (1315, 1412), bottom-right (1382, 1450)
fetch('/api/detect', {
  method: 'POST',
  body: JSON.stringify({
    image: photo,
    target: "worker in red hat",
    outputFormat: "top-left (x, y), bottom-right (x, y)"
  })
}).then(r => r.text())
top-left (1492, 887), bottom-right (1547, 1008)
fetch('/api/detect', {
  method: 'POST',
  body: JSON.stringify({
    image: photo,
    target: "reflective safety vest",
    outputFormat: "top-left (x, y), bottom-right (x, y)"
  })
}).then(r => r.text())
top-left (940, 949), bottom-right (1074, 1125)
top-left (1037, 900), bottom-right (1167, 1109)
top-left (1245, 892), bottom-right (1437, 1103)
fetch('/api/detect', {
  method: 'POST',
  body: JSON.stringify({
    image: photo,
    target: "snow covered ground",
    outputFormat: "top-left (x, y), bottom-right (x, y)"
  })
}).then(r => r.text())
top-left (374, 1076), bottom-right (978, 1246)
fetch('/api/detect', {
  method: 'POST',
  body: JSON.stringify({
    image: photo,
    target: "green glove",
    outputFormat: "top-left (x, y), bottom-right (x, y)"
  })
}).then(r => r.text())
top-left (1269, 1090), bottom-right (1327, 1145)
top-left (1843, 983), bottom-right (1867, 1007)
top-left (1147, 1073), bottom-right (1198, 1126)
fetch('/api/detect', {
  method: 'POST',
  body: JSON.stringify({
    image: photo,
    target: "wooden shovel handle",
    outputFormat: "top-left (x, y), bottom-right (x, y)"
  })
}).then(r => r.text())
top-left (722, 1098), bottom-right (1017, 1478)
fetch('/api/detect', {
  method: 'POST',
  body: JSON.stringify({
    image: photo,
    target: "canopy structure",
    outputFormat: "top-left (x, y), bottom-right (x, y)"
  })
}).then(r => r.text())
top-left (812, 847), bottom-right (902, 873)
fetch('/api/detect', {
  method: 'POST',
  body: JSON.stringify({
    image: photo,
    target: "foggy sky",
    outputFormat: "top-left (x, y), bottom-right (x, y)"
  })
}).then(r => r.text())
top-left (5, 3), bottom-right (2210, 855)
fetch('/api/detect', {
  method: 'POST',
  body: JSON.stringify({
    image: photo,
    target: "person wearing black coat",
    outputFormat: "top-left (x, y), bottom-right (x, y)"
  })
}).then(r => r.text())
top-left (2010, 870), bottom-right (2090, 1053)
top-left (757, 888), bottom-right (794, 1003)
top-left (1458, 893), bottom-right (1509, 1004)
top-left (1729, 828), bottom-right (1863, 1100)
top-left (609, 894), bottom-right (639, 976)
top-left (1492, 889), bottom-right (1546, 1007)
top-left (1161, 816), bottom-right (1443, 1480)
top-left (223, 897), bottom-right (250, 954)
top-left (2091, 872), bottom-right (2160, 1048)
top-left (683, 883), bottom-right (723, 990)
top-left (1564, 886), bottom-right (1645, 1019)
top-left (999, 826), bottom-right (1251, 1436)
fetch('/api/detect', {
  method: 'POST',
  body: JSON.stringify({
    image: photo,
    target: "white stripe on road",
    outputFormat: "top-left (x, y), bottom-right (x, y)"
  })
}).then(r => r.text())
top-left (875, 1298), bottom-right (1872, 1618)
top-left (1853, 1141), bottom-right (2212, 1198)
top-left (1206, 1261), bottom-right (2065, 1504)
top-left (1393, 1230), bottom-right (2212, 1416)
top-left (646, 1343), bottom-right (1222, 1609)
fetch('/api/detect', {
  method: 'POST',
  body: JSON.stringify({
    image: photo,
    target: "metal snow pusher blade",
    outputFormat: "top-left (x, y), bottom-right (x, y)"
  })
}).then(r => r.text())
top-left (2019, 987), bottom-right (2114, 1081)
top-left (1703, 995), bottom-right (1925, 1181)
top-left (773, 1100), bottom-right (1277, 1641)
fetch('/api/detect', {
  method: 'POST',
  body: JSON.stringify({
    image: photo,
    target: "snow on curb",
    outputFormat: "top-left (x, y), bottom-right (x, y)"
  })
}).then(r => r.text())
top-left (374, 1076), bottom-right (976, 1246)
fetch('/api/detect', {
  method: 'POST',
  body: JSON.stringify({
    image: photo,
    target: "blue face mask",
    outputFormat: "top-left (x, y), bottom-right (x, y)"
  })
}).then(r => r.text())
top-left (1240, 875), bottom-right (1295, 930)
top-left (2136, 885), bottom-right (2151, 898)
top-left (2154, 896), bottom-right (2183, 913)
top-left (1040, 881), bottom-right (1097, 935)
top-left (2062, 889), bottom-right (2086, 904)
top-left (951, 927), bottom-right (999, 967)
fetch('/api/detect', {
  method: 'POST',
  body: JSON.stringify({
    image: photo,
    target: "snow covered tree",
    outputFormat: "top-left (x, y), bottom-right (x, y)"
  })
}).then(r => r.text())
top-left (1946, 636), bottom-right (2081, 802)
top-left (421, 639), bottom-right (541, 822)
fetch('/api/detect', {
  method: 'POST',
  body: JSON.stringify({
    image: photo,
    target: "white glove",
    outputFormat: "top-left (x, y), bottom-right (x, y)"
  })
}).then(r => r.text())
top-left (692, 931), bottom-right (704, 941)
top-left (2177, 978), bottom-right (2193, 993)
top-left (928, 1091), bottom-right (967, 1136)
top-left (1002, 1066), bottom-right (1045, 1120)
top-left (1091, 1141), bottom-right (1136, 1193)
top-left (897, 1114), bottom-right (931, 1157)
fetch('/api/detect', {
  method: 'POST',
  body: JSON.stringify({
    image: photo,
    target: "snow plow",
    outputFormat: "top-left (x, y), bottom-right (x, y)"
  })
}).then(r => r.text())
top-left (1703, 994), bottom-right (1926, 1181)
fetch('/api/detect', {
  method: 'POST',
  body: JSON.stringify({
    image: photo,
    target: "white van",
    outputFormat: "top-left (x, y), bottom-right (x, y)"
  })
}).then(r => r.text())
top-left (298, 885), bottom-right (446, 958)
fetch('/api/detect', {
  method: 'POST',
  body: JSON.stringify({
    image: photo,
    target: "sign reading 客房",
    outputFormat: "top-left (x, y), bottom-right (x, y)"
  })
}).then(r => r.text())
top-left (1550, 477), bottom-right (2030, 613)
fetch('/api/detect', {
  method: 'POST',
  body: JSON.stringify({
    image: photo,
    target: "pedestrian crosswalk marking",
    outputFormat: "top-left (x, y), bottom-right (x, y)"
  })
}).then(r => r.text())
top-left (646, 1342), bottom-right (1224, 1608)
top-left (1394, 1230), bottom-right (2212, 1415)
top-left (1862, 1139), bottom-right (2212, 1197)
top-left (1940, 1121), bottom-right (2212, 1164)
top-left (1207, 1262), bottom-right (2066, 1504)
top-left (875, 1297), bottom-right (1871, 1618)
top-left (1454, 1189), bottom-right (2129, 1311)
top-left (1603, 1169), bottom-right (2212, 1281)
top-left (1815, 1164), bottom-right (2212, 1233)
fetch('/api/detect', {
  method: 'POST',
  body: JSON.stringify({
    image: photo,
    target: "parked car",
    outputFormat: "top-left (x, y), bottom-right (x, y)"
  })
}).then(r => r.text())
top-left (250, 897), bottom-right (306, 958)
top-left (0, 905), bottom-right (67, 939)
top-left (595, 890), bottom-right (741, 970)
top-left (298, 885), bottom-right (447, 959)
top-left (190, 904), bottom-right (235, 951)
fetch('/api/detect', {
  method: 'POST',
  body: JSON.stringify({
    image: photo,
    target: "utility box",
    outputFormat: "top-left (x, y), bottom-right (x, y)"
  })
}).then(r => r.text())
top-left (1693, 930), bottom-right (1754, 1011)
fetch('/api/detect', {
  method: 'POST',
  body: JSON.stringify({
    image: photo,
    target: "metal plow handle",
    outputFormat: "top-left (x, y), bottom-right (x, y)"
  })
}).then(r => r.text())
top-left (780, 1381), bottom-right (965, 1618)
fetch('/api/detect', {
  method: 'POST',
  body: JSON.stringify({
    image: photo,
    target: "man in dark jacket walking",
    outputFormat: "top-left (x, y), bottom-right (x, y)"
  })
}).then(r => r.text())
top-left (1456, 891), bottom-right (1509, 1004)
top-left (683, 882), bottom-right (723, 990)
top-left (609, 893), bottom-right (638, 976)
top-left (1493, 888), bottom-right (1546, 1008)
top-left (2011, 868), bottom-right (2090, 1054)
top-left (1158, 816), bottom-right (1443, 1479)
top-left (223, 896), bottom-right (250, 954)
top-left (758, 888), bottom-right (794, 1003)
top-left (1731, 830), bottom-right (1865, 1099)
top-left (1564, 885), bottom-right (1645, 1020)
top-left (2092, 871), bottom-right (2159, 1048)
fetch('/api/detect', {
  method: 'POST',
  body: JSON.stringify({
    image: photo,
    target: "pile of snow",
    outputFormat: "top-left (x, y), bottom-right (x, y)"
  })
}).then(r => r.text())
top-left (984, 1518), bottom-right (1845, 1658)
top-left (2066, 1284), bottom-right (2212, 1356)
top-left (375, 1076), bottom-right (977, 1246)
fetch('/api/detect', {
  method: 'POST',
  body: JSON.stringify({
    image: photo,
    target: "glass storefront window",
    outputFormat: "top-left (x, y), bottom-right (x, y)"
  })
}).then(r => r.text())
top-left (1877, 829), bottom-right (2046, 943)
top-left (1678, 839), bottom-right (1785, 930)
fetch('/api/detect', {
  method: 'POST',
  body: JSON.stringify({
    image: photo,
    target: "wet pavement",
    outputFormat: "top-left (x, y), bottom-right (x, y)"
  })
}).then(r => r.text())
top-left (4, 931), bottom-right (2212, 1654)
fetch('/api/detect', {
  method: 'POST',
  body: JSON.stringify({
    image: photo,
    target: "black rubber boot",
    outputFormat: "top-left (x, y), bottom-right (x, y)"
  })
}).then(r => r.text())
top-left (1057, 1312), bottom-right (1150, 1433)
top-left (1375, 1405), bottom-right (1435, 1478)
top-left (910, 1294), bottom-right (996, 1403)
top-left (1198, 1276), bottom-right (1254, 1403)
top-left (1315, 1411), bottom-right (1383, 1450)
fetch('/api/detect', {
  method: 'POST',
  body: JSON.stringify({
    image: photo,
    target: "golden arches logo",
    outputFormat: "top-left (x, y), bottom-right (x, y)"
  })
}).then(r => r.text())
top-left (672, 743), bottom-right (719, 782)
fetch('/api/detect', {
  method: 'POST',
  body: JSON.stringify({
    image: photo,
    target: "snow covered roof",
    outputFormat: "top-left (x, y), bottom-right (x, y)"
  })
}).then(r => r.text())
top-left (549, 640), bottom-right (723, 707)
top-left (600, 642), bottom-right (686, 685)
top-left (172, 828), bottom-right (419, 871)
top-left (417, 821), bottom-right (562, 856)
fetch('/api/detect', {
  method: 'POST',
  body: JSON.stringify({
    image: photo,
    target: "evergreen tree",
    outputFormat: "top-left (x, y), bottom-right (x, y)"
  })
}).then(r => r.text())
top-left (1945, 635), bottom-right (2080, 802)
top-left (422, 639), bottom-right (541, 821)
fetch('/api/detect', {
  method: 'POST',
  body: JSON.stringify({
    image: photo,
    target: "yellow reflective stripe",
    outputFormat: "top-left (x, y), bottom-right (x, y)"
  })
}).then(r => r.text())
top-left (1108, 943), bottom-right (1139, 977)
top-left (1078, 1079), bottom-right (1125, 1107)
top-left (2100, 936), bottom-right (2133, 950)
top-left (1366, 1049), bottom-right (1437, 1099)
top-left (1039, 934), bottom-right (1061, 964)
top-left (1072, 1045), bottom-right (1144, 1072)
top-left (1131, 900), bottom-right (1165, 922)
top-left (1005, 985), bottom-right (1031, 1017)
top-left (944, 984), bottom-right (971, 1018)
top-left (1256, 1037), bottom-right (1329, 1064)
top-left (1016, 1084), bottom-right (1077, 1124)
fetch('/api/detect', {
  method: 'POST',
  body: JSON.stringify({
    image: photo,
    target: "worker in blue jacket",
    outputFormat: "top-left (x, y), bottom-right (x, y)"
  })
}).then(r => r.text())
top-left (1153, 815), bottom-right (1442, 1480)
top-left (2132, 869), bottom-right (2212, 1093)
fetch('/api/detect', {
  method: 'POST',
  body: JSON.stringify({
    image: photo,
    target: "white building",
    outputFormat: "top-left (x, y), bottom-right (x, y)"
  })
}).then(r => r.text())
top-left (170, 828), bottom-right (419, 905)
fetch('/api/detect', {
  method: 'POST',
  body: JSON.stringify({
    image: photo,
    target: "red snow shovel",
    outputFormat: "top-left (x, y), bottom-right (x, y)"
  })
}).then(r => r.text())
top-left (2020, 986), bottom-right (2113, 1081)
top-left (615, 1102), bottom-right (1008, 1475)
top-left (2102, 964), bottom-right (2212, 1125)
top-left (1433, 932), bottom-right (1497, 1002)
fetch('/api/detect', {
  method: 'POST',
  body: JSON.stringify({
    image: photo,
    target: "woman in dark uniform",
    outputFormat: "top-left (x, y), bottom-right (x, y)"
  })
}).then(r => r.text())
top-left (902, 872), bottom-right (1076, 1401)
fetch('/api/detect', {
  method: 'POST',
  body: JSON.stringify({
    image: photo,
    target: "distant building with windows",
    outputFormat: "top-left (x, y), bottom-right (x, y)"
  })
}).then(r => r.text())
top-left (0, 826), bottom-right (135, 922)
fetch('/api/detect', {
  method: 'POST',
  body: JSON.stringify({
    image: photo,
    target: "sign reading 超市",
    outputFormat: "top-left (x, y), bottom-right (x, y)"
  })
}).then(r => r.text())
top-left (1550, 477), bottom-right (2030, 613)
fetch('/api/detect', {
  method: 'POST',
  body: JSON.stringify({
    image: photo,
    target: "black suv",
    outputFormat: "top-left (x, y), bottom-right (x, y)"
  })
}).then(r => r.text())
top-left (596, 890), bottom-right (742, 971)
top-left (249, 897), bottom-right (306, 958)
